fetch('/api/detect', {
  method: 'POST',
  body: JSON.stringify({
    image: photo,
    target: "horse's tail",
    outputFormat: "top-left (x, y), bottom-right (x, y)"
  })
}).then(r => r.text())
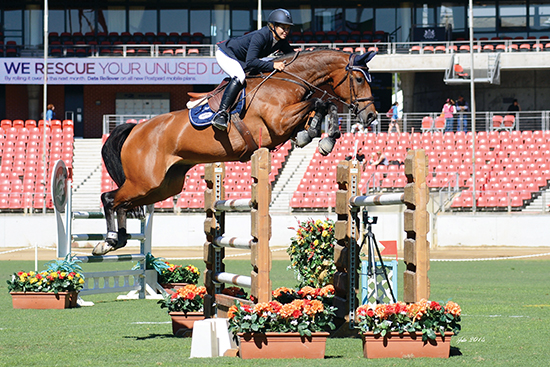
top-left (102, 123), bottom-right (137, 187)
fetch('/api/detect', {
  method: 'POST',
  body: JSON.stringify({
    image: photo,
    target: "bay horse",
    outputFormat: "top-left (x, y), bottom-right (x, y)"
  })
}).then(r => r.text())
top-left (93, 49), bottom-right (377, 255)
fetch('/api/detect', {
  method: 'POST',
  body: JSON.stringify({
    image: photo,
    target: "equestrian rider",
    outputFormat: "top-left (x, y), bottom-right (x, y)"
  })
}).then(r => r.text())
top-left (212, 8), bottom-right (295, 131)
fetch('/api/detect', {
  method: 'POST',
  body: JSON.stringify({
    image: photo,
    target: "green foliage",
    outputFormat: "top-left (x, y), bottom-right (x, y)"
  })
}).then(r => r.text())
top-left (287, 218), bottom-right (336, 288)
top-left (44, 254), bottom-right (83, 273)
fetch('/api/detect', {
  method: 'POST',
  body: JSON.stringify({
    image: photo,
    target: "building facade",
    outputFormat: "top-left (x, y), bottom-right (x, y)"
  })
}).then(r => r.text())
top-left (1, 1), bottom-right (550, 136)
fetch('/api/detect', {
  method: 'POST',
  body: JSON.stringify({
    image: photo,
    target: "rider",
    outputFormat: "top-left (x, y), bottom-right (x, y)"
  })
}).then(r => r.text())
top-left (212, 8), bottom-right (295, 131)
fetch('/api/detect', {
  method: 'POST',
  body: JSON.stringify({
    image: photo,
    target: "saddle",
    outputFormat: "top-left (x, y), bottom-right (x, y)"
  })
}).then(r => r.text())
top-left (187, 78), bottom-right (244, 112)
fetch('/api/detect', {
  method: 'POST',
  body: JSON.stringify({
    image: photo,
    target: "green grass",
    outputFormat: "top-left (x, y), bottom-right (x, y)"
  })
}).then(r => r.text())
top-left (1, 258), bottom-right (550, 366)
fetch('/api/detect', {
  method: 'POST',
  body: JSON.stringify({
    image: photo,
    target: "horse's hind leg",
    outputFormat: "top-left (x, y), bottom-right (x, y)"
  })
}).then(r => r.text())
top-left (92, 191), bottom-right (121, 255)
top-left (318, 102), bottom-right (340, 156)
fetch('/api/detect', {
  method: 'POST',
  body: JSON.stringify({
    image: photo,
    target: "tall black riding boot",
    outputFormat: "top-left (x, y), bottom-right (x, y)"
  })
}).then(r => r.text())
top-left (212, 77), bottom-right (243, 131)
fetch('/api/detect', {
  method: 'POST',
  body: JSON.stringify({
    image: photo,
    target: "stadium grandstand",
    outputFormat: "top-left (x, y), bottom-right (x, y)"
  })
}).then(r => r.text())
top-left (1, 1), bottom-right (550, 216)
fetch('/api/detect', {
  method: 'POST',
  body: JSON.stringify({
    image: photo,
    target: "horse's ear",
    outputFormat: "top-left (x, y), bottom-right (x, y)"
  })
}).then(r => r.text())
top-left (354, 51), bottom-right (376, 66)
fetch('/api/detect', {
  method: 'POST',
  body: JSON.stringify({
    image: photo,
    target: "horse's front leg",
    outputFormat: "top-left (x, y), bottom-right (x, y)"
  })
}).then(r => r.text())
top-left (318, 102), bottom-right (341, 156)
top-left (93, 191), bottom-right (119, 255)
top-left (295, 99), bottom-right (328, 148)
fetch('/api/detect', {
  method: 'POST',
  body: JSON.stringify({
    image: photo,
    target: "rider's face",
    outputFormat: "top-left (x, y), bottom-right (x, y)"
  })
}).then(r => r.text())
top-left (275, 24), bottom-right (291, 39)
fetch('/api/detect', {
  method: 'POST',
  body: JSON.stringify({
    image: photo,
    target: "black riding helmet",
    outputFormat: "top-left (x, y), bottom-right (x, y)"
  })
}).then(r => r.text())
top-left (267, 9), bottom-right (294, 26)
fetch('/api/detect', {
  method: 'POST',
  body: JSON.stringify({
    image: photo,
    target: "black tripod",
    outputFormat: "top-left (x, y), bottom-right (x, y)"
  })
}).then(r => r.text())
top-left (358, 209), bottom-right (397, 304)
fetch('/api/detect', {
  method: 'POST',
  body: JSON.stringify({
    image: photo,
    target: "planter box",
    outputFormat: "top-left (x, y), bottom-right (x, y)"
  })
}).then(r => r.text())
top-left (10, 291), bottom-right (78, 309)
top-left (169, 311), bottom-right (204, 337)
top-left (362, 331), bottom-right (454, 359)
top-left (238, 332), bottom-right (329, 359)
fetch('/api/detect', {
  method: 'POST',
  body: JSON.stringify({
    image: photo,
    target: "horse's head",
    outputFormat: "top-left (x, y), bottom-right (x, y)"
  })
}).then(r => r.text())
top-left (333, 51), bottom-right (378, 127)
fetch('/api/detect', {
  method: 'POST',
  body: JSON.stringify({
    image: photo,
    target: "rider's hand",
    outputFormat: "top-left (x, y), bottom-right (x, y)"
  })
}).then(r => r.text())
top-left (273, 61), bottom-right (286, 71)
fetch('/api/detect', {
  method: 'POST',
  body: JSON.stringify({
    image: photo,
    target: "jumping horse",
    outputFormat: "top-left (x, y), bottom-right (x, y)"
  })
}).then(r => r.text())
top-left (93, 49), bottom-right (377, 255)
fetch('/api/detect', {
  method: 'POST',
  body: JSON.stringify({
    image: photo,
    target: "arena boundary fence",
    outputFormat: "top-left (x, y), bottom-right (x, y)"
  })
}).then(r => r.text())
top-left (203, 148), bottom-right (271, 318)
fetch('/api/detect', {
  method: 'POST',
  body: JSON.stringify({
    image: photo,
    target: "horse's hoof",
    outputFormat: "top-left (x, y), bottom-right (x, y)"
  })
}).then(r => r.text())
top-left (92, 242), bottom-right (115, 256)
top-left (318, 137), bottom-right (336, 156)
top-left (296, 130), bottom-right (312, 147)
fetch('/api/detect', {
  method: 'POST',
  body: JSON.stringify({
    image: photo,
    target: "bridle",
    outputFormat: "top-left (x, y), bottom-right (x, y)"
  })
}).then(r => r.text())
top-left (277, 53), bottom-right (375, 119)
top-left (333, 54), bottom-right (375, 117)
top-left (247, 51), bottom-right (375, 121)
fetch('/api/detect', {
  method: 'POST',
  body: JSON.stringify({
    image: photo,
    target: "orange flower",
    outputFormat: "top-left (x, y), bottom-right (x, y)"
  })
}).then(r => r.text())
top-left (253, 302), bottom-right (272, 314)
top-left (272, 287), bottom-right (294, 298)
top-left (227, 305), bottom-right (238, 319)
top-left (319, 285), bottom-right (335, 297)
top-left (303, 299), bottom-right (324, 315)
top-left (445, 301), bottom-right (461, 316)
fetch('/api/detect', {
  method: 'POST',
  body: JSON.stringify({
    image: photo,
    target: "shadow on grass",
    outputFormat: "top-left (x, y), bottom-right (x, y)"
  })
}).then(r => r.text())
top-left (450, 346), bottom-right (463, 356)
top-left (125, 333), bottom-right (184, 341)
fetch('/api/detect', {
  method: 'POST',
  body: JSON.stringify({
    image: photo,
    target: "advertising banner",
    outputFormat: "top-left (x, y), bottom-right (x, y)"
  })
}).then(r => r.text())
top-left (0, 57), bottom-right (226, 85)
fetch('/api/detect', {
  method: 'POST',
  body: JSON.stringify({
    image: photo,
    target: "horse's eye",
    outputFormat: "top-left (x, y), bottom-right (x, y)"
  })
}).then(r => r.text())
top-left (355, 76), bottom-right (364, 84)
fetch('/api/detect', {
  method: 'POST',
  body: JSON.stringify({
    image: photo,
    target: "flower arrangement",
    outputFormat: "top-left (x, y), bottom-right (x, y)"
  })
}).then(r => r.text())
top-left (6, 255), bottom-right (85, 294)
top-left (158, 284), bottom-right (207, 314)
top-left (287, 218), bottom-right (336, 288)
top-left (228, 298), bottom-right (336, 337)
top-left (356, 299), bottom-right (462, 341)
top-left (7, 270), bottom-right (85, 294)
top-left (272, 285), bottom-right (335, 304)
top-left (158, 263), bottom-right (200, 284)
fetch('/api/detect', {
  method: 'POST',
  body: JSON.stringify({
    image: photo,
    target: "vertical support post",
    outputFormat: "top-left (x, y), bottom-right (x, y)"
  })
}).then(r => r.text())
top-left (334, 159), bottom-right (361, 326)
top-left (250, 148), bottom-right (272, 303)
top-left (403, 149), bottom-right (430, 303)
top-left (203, 162), bottom-right (225, 318)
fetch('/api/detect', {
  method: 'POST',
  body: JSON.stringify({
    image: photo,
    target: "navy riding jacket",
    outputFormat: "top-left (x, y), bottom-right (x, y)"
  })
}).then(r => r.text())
top-left (218, 26), bottom-right (294, 74)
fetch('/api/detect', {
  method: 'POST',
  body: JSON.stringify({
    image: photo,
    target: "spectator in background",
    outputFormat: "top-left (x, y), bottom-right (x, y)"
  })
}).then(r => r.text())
top-left (388, 102), bottom-right (401, 133)
top-left (369, 150), bottom-right (389, 167)
top-left (442, 98), bottom-right (456, 132)
top-left (456, 95), bottom-right (469, 132)
top-left (507, 99), bottom-right (521, 112)
top-left (46, 104), bottom-right (55, 122)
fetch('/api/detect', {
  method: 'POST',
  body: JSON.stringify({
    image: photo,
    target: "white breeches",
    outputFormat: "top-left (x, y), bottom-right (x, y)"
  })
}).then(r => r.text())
top-left (215, 48), bottom-right (246, 83)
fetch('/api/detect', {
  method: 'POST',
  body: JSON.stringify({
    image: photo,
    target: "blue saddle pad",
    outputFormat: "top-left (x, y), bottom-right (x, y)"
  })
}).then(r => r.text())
top-left (188, 90), bottom-right (246, 128)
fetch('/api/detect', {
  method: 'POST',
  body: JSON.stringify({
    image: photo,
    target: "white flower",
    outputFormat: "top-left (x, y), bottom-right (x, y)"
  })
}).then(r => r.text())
top-left (290, 320), bottom-right (298, 326)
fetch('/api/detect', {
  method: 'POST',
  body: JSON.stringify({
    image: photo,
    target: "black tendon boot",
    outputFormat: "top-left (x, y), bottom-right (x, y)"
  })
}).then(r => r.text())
top-left (212, 77), bottom-right (243, 131)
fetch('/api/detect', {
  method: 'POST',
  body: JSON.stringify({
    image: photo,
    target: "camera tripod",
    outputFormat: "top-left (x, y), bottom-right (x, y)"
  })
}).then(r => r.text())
top-left (358, 209), bottom-right (397, 304)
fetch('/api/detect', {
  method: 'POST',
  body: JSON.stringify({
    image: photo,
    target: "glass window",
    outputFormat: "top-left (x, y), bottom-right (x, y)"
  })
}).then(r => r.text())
top-left (160, 9), bottom-right (188, 33)
top-left (231, 10), bottom-right (251, 37)
top-left (436, 4), bottom-right (465, 35)
top-left (212, 5), bottom-right (229, 43)
top-left (102, 7), bottom-right (126, 34)
top-left (345, 8), bottom-right (373, 33)
top-left (314, 8), bottom-right (344, 32)
top-left (289, 7), bottom-right (312, 32)
top-left (415, 4), bottom-right (435, 27)
top-left (375, 7), bottom-right (396, 34)
top-left (129, 7), bottom-right (157, 33)
top-left (67, 9), bottom-right (94, 34)
top-left (530, 3), bottom-right (550, 31)
top-left (49, 10), bottom-right (65, 34)
top-left (473, 2), bottom-right (496, 32)
top-left (190, 10), bottom-right (211, 37)
top-left (4, 9), bottom-right (23, 44)
top-left (25, 8), bottom-right (43, 46)
top-left (499, 2), bottom-right (527, 28)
